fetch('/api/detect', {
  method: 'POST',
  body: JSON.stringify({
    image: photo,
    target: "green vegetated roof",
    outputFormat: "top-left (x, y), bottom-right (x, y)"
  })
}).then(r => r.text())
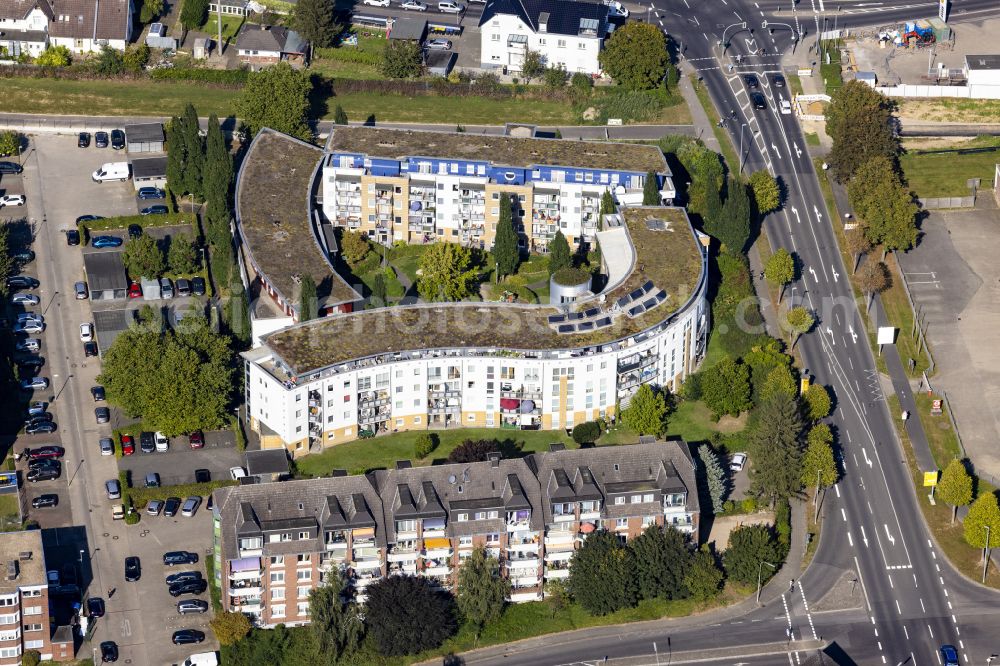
top-left (327, 126), bottom-right (669, 173)
top-left (552, 266), bottom-right (592, 286)
top-left (236, 129), bottom-right (360, 307)
top-left (263, 206), bottom-right (704, 376)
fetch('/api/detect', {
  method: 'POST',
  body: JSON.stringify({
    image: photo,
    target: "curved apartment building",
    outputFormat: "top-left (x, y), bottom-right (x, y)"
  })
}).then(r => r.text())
top-left (236, 128), bottom-right (709, 455)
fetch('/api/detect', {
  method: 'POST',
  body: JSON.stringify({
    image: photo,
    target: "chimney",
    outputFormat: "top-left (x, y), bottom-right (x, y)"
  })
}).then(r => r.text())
top-left (487, 452), bottom-right (501, 467)
top-left (6, 561), bottom-right (18, 581)
top-left (538, 12), bottom-right (549, 32)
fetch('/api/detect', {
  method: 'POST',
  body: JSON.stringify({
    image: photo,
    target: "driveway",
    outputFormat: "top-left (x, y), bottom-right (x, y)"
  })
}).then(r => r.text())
top-left (117, 430), bottom-right (242, 487)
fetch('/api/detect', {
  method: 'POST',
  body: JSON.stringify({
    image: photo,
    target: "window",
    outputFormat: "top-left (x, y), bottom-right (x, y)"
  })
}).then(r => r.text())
top-left (271, 605), bottom-right (286, 618)
top-left (456, 513), bottom-right (469, 522)
top-left (486, 533), bottom-right (500, 544)
top-left (458, 536), bottom-right (473, 547)
top-left (631, 495), bottom-right (642, 504)
top-left (22, 606), bottom-right (41, 616)
top-left (616, 518), bottom-right (629, 528)
top-left (474, 511), bottom-right (487, 520)
top-left (642, 515), bottom-right (657, 527)
top-left (297, 570), bottom-right (311, 581)
top-left (298, 602), bottom-right (310, 616)
top-left (0, 648), bottom-right (21, 659)
top-left (557, 39), bottom-right (566, 48)
top-left (22, 623), bottom-right (42, 633)
top-left (271, 588), bottom-right (285, 600)
top-left (298, 531), bottom-right (309, 540)
top-left (614, 496), bottom-right (625, 505)
top-left (271, 555), bottom-right (284, 565)
top-left (21, 590), bottom-right (40, 598)
top-left (270, 572), bottom-right (285, 583)
top-left (643, 493), bottom-right (655, 503)
top-left (298, 553), bottom-right (311, 563)
top-left (24, 640), bottom-right (43, 650)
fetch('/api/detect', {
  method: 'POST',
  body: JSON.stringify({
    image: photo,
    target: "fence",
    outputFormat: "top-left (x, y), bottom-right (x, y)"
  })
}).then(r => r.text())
top-left (877, 83), bottom-right (1000, 99)
top-left (917, 194), bottom-right (977, 209)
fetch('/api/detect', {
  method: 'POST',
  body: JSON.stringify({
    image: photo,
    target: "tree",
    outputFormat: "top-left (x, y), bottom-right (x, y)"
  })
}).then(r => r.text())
top-left (567, 530), bottom-right (637, 615)
top-left (708, 177), bottom-right (752, 253)
top-left (723, 523), bottom-right (783, 585)
top-left (937, 459), bottom-right (973, 524)
top-left (759, 365), bottom-right (796, 404)
top-left (598, 22), bottom-right (669, 90)
top-left (748, 392), bottom-right (804, 503)
top-left (848, 156), bottom-right (918, 253)
top-left (308, 572), bottom-right (364, 661)
top-left (456, 547), bottom-right (509, 635)
top-left (640, 170), bottom-right (661, 205)
top-left (784, 306), bottom-right (814, 349)
top-left (447, 439), bottom-right (498, 464)
top-left (224, 274), bottom-right (251, 347)
top-left (414, 433), bottom-right (437, 459)
top-left (543, 64), bottom-right (568, 89)
top-left (365, 575), bottom-right (457, 656)
top-left (140, 0), bottom-right (164, 22)
top-left (857, 258), bottom-right (890, 312)
top-left (210, 611), bottom-right (252, 646)
top-left (180, 103), bottom-right (204, 198)
top-left (620, 384), bottom-right (668, 436)
top-left (380, 40), bottom-right (423, 79)
top-left (293, 0), bottom-right (341, 48)
top-left (844, 226), bottom-right (871, 274)
top-left (236, 62), bottom-right (313, 141)
top-left (963, 492), bottom-right (1000, 552)
top-left (35, 45), bottom-right (71, 67)
top-left (764, 248), bottom-right (794, 304)
top-left (0, 225), bottom-right (15, 295)
top-left (571, 71), bottom-right (593, 94)
top-left (417, 242), bottom-right (477, 302)
top-left (630, 526), bottom-right (691, 601)
top-left (600, 190), bottom-right (615, 216)
top-left (698, 443), bottom-right (727, 514)
top-left (122, 233), bottom-right (165, 278)
top-left (571, 421), bottom-right (601, 445)
top-left (547, 230), bottom-right (571, 275)
top-left (123, 43), bottom-right (150, 73)
top-left (334, 105), bottom-right (349, 125)
top-left (202, 114), bottom-right (232, 210)
top-left (180, 0), bottom-right (208, 29)
top-left (371, 271), bottom-right (388, 306)
top-left (21, 651), bottom-right (40, 666)
top-left (520, 50), bottom-right (545, 82)
top-left (299, 274), bottom-right (318, 321)
top-left (168, 233), bottom-right (198, 274)
top-left (825, 80), bottom-right (898, 183)
top-left (700, 357), bottom-right (752, 418)
top-left (801, 424), bottom-right (837, 489)
top-left (166, 114), bottom-right (187, 203)
top-left (92, 45), bottom-right (124, 76)
top-left (685, 546), bottom-right (723, 601)
top-left (493, 193), bottom-right (520, 280)
top-left (802, 384), bottom-right (832, 421)
top-left (748, 170), bottom-right (780, 214)
top-left (0, 132), bottom-right (18, 159)
top-left (339, 230), bottom-right (370, 266)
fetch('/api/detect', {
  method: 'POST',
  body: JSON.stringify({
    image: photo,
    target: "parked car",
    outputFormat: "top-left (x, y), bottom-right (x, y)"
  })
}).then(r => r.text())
top-left (139, 432), bottom-right (155, 453)
top-left (7, 275), bottom-right (39, 289)
top-left (100, 640), bottom-right (118, 663)
top-left (751, 92), bottom-right (767, 110)
top-left (144, 472), bottom-right (160, 488)
top-left (13, 250), bottom-right (35, 263)
top-left (124, 556), bottom-right (141, 582)
top-left (28, 458), bottom-right (59, 471)
top-left (27, 401), bottom-right (48, 417)
top-left (110, 129), bottom-right (126, 150)
top-left (163, 551), bottom-right (200, 566)
top-left (92, 385), bottom-right (106, 401)
top-left (730, 452), bottom-right (748, 472)
top-left (128, 281), bottom-right (142, 298)
top-left (78, 132), bottom-right (91, 148)
top-left (91, 235), bottom-right (123, 249)
top-left (363, 0), bottom-right (390, 4)
top-left (75, 281), bottom-right (89, 299)
top-left (83, 341), bottom-right (98, 357)
top-left (140, 204), bottom-right (168, 216)
top-left (94, 132), bottom-right (109, 148)
top-left (25, 421), bottom-right (56, 434)
top-left (188, 431), bottom-right (204, 449)
top-left (195, 468), bottom-right (211, 483)
top-left (191, 276), bottom-right (206, 296)
top-left (80, 322), bottom-right (94, 342)
top-left (181, 496), bottom-right (201, 517)
top-left (168, 579), bottom-right (207, 597)
top-left (127, 224), bottom-right (143, 240)
top-left (106, 479), bottom-right (121, 500)
top-left (177, 599), bottom-right (209, 615)
top-left (16, 312), bottom-right (43, 324)
top-left (166, 571), bottom-right (202, 586)
top-left (744, 74), bottom-right (760, 89)
top-left (172, 629), bottom-right (206, 645)
top-left (31, 494), bottom-right (58, 508)
top-left (95, 407), bottom-right (110, 424)
top-left (155, 431), bottom-right (169, 452)
top-left (137, 187), bottom-right (164, 200)
top-left (437, 0), bottom-right (463, 11)
top-left (147, 499), bottom-right (164, 516)
top-left (604, 0), bottom-right (628, 16)
top-left (17, 357), bottom-right (45, 373)
top-left (99, 437), bottom-right (114, 456)
top-left (76, 214), bottom-right (103, 224)
top-left (26, 446), bottom-right (64, 459)
top-left (12, 293), bottom-right (39, 306)
top-left (14, 321), bottom-right (43, 334)
top-left (26, 467), bottom-right (59, 482)
top-left (400, 0), bottom-right (426, 9)
top-left (66, 229), bottom-right (81, 246)
top-left (163, 497), bottom-right (182, 517)
top-left (87, 597), bottom-right (106, 618)
top-left (120, 434), bottom-right (135, 456)
top-left (425, 38), bottom-right (452, 50)
top-left (230, 467), bottom-right (247, 481)
top-left (20, 377), bottom-right (49, 390)
top-left (15, 339), bottom-right (40, 352)
top-left (160, 277), bottom-right (174, 298)
top-left (176, 278), bottom-right (192, 297)
top-left (0, 161), bottom-right (22, 174)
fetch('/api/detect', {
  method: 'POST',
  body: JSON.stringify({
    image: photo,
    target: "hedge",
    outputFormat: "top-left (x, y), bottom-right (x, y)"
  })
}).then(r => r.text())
top-left (126, 479), bottom-right (237, 509)
top-left (151, 67), bottom-right (249, 87)
top-left (78, 212), bottom-right (196, 242)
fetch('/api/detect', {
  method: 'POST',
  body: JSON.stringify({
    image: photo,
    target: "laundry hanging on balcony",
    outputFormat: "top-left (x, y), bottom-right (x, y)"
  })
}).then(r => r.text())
top-left (410, 201), bottom-right (422, 211)
top-left (500, 398), bottom-right (520, 411)
top-left (519, 400), bottom-right (535, 413)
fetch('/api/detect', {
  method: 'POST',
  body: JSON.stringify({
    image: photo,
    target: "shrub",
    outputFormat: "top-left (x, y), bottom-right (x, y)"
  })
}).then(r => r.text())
top-left (414, 433), bottom-right (438, 459)
top-left (774, 498), bottom-right (791, 550)
top-left (543, 64), bottom-right (568, 89)
top-left (126, 479), bottom-right (237, 509)
top-left (551, 266), bottom-right (591, 286)
top-left (35, 46), bottom-right (71, 67)
top-left (741, 497), bottom-right (758, 514)
top-left (447, 439), bottom-right (498, 464)
top-left (151, 67), bottom-right (250, 86)
top-left (571, 421), bottom-right (601, 445)
top-left (570, 72), bottom-right (593, 94)
top-left (78, 212), bottom-right (195, 239)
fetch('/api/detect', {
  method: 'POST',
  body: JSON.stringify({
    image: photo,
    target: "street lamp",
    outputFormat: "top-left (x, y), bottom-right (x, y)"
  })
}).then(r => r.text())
top-left (756, 560), bottom-right (776, 604)
top-left (739, 123), bottom-right (748, 175)
top-left (720, 21), bottom-right (748, 54)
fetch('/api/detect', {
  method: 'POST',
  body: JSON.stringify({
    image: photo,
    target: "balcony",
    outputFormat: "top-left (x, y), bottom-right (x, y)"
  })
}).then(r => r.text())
top-left (232, 599), bottom-right (262, 613)
top-left (389, 562), bottom-right (418, 576)
top-left (396, 530), bottom-right (418, 540)
top-left (425, 565), bottom-right (452, 577)
top-left (506, 520), bottom-right (532, 532)
top-left (579, 510), bottom-right (601, 521)
top-left (424, 540), bottom-right (453, 557)
top-left (387, 549), bottom-right (419, 563)
top-left (544, 568), bottom-right (570, 580)
top-left (228, 584), bottom-right (262, 596)
top-left (544, 549), bottom-right (574, 563)
top-left (354, 558), bottom-right (383, 571)
top-left (229, 569), bottom-right (263, 582)
top-left (510, 575), bottom-right (541, 588)
top-left (353, 545), bottom-right (381, 560)
top-left (544, 532), bottom-right (576, 547)
top-left (552, 514), bottom-right (575, 523)
top-left (422, 526), bottom-right (446, 538)
top-left (237, 547), bottom-right (263, 558)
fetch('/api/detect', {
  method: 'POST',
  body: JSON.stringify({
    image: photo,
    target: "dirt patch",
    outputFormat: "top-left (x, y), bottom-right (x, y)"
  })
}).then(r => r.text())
top-left (897, 98), bottom-right (1000, 124)
top-left (715, 413), bottom-right (747, 433)
top-left (707, 511), bottom-right (774, 551)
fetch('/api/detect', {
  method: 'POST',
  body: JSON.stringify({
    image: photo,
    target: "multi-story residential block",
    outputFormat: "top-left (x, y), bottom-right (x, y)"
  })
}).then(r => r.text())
top-left (0, 531), bottom-right (56, 665)
top-left (213, 438), bottom-right (698, 626)
top-left (478, 0), bottom-right (610, 75)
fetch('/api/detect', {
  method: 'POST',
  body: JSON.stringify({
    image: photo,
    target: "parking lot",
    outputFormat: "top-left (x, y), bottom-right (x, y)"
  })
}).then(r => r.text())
top-left (117, 430), bottom-right (243, 487)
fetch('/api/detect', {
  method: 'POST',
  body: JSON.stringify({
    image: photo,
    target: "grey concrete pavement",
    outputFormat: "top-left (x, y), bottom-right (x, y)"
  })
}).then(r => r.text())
top-left (118, 430), bottom-right (241, 487)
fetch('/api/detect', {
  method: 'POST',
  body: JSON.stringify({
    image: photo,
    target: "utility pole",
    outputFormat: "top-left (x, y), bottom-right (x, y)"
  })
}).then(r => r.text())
top-left (756, 560), bottom-right (776, 604)
top-left (814, 469), bottom-right (821, 523)
top-left (985, 525), bottom-right (992, 584)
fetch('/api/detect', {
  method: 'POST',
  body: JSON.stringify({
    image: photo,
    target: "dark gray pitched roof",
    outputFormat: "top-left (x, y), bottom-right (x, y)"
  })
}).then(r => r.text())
top-left (245, 448), bottom-right (290, 476)
top-left (236, 23), bottom-right (308, 53)
top-left (0, 0), bottom-right (52, 21)
top-left (479, 0), bottom-right (609, 38)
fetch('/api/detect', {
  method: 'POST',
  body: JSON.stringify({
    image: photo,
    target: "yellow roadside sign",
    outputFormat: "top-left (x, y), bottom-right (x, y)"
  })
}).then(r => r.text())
top-left (924, 471), bottom-right (939, 487)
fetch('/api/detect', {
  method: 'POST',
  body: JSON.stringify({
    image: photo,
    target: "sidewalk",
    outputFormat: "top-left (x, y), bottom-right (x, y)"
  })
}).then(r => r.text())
top-left (677, 65), bottom-right (722, 153)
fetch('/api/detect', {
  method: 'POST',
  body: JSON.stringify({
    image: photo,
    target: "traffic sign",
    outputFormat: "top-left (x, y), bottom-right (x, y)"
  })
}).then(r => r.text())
top-left (923, 471), bottom-right (939, 487)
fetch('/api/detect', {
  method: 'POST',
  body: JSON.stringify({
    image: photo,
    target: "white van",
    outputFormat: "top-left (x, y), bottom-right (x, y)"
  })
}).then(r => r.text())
top-left (92, 161), bottom-right (130, 183)
top-left (183, 652), bottom-right (218, 666)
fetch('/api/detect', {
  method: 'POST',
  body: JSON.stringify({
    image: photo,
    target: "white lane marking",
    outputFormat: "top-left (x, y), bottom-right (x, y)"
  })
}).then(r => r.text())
top-left (920, 598), bottom-right (926, 614)
top-left (841, 508), bottom-right (847, 521)
top-left (895, 599), bottom-right (902, 615)
top-left (853, 556), bottom-right (873, 612)
top-left (928, 624), bottom-right (933, 638)
top-left (847, 531), bottom-right (853, 546)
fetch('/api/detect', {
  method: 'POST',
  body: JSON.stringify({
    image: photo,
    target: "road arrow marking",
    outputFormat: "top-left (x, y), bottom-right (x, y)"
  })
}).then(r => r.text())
top-left (862, 447), bottom-right (872, 468)
top-left (831, 267), bottom-right (839, 282)
top-left (794, 142), bottom-right (802, 158)
top-left (849, 325), bottom-right (857, 343)
top-left (809, 266), bottom-right (818, 281)
top-left (884, 524), bottom-right (895, 546)
top-left (860, 525), bottom-right (869, 547)
top-left (771, 141), bottom-right (782, 158)
top-left (826, 326), bottom-right (835, 344)
top-left (813, 204), bottom-right (823, 221)
top-left (744, 37), bottom-right (757, 51)
top-left (791, 206), bottom-right (801, 223)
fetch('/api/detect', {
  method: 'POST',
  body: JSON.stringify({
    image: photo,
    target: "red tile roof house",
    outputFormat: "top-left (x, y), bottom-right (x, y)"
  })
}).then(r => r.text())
top-left (235, 23), bottom-right (308, 70)
top-left (47, 0), bottom-right (132, 54)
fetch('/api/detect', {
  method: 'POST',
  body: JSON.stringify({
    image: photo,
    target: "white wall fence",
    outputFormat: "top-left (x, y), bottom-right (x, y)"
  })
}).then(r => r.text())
top-left (877, 83), bottom-right (1000, 99)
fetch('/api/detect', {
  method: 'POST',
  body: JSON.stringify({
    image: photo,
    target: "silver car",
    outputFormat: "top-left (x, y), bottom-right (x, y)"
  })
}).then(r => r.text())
top-left (181, 496), bottom-right (201, 517)
top-left (12, 293), bottom-right (39, 306)
top-left (147, 500), bottom-right (164, 516)
top-left (99, 438), bottom-right (114, 456)
top-left (75, 281), bottom-right (89, 300)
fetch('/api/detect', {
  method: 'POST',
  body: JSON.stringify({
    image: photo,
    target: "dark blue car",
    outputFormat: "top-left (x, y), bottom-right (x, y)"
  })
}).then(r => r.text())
top-left (137, 187), bottom-right (164, 200)
top-left (140, 205), bottom-right (168, 216)
top-left (94, 132), bottom-right (109, 148)
top-left (92, 235), bottom-right (123, 248)
top-left (940, 645), bottom-right (959, 666)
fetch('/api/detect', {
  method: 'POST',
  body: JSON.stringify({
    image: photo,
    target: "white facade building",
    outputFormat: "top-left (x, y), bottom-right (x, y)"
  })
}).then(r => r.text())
top-left (478, 0), bottom-right (609, 74)
top-left (0, 0), bottom-right (51, 57)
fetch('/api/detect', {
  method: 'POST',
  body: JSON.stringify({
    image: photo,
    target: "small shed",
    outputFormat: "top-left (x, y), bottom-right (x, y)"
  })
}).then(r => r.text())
top-left (389, 16), bottom-right (427, 42)
top-left (245, 449), bottom-right (290, 482)
top-left (83, 251), bottom-right (129, 300)
top-left (131, 155), bottom-right (168, 190)
top-left (141, 277), bottom-right (161, 300)
top-left (125, 123), bottom-right (165, 153)
top-left (425, 50), bottom-right (455, 77)
top-left (145, 22), bottom-right (177, 49)
top-left (192, 37), bottom-right (212, 59)
top-left (855, 71), bottom-right (877, 88)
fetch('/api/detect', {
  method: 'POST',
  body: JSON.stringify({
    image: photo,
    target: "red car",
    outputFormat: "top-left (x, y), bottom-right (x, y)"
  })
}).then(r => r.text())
top-left (128, 282), bottom-right (142, 299)
top-left (121, 434), bottom-right (135, 456)
top-left (26, 446), bottom-right (65, 459)
top-left (188, 432), bottom-right (204, 449)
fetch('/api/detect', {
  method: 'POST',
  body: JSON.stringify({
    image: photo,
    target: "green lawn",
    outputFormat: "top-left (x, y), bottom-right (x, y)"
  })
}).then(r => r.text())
top-left (914, 392), bottom-right (962, 468)
top-left (900, 135), bottom-right (1000, 198)
top-left (311, 35), bottom-right (386, 80)
top-left (0, 494), bottom-right (22, 531)
top-left (787, 73), bottom-right (805, 97)
top-left (200, 14), bottom-right (246, 43)
top-left (691, 76), bottom-right (739, 172)
top-left (804, 132), bottom-right (820, 147)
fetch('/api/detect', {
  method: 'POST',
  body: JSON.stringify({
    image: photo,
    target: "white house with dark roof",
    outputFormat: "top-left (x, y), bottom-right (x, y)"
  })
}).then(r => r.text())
top-left (235, 23), bottom-right (309, 70)
top-left (0, 0), bottom-right (52, 56)
top-left (47, 0), bottom-right (132, 53)
top-left (478, 0), bottom-right (610, 74)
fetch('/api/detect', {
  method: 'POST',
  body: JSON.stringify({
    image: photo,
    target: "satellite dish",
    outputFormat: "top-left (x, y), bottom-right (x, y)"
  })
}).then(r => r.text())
top-left (614, 185), bottom-right (626, 195)
top-left (448, 474), bottom-right (457, 484)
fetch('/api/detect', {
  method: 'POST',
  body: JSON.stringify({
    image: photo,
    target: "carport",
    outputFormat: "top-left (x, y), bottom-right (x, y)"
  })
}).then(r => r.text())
top-left (124, 123), bottom-right (165, 153)
top-left (425, 50), bottom-right (455, 76)
top-left (93, 309), bottom-right (138, 353)
top-left (83, 252), bottom-right (129, 300)
top-left (389, 16), bottom-right (426, 42)
top-left (245, 449), bottom-right (290, 483)
top-left (131, 155), bottom-right (168, 191)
